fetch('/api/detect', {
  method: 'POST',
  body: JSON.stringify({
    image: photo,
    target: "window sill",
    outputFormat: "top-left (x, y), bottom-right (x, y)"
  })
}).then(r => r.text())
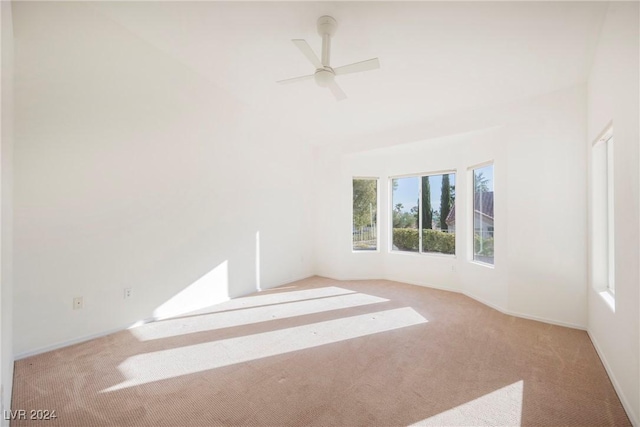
top-left (598, 289), bottom-right (615, 313)
top-left (389, 250), bottom-right (456, 259)
top-left (470, 259), bottom-right (495, 269)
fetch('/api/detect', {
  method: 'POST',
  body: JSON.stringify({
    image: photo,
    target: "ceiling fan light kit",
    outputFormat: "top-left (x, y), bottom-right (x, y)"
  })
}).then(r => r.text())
top-left (277, 16), bottom-right (380, 101)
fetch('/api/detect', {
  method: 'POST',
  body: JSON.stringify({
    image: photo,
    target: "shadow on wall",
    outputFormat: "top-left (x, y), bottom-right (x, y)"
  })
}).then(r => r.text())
top-left (10, 277), bottom-right (629, 426)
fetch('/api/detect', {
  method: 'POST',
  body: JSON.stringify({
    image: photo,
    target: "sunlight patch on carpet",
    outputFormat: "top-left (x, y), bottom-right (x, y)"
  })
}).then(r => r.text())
top-left (409, 380), bottom-right (523, 426)
top-left (193, 286), bottom-right (357, 314)
top-left (102, 307), bottom-right (427, 392)
top-left (132, 292), bottom-right (389, 341)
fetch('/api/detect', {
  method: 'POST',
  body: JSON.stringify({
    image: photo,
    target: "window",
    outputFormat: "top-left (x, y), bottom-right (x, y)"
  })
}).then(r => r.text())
top-left (391, 176), bottom-right (419, 252)
top-left (391, 172), bottom-right (456, 255)
top-left (592, 127), bottom-right (614, 295)
top-left (472, 164), bottom-right (494, 265)
top-left (421, 173), bottom-right (456, 254)
top-left (352, 178), bottom-right (378, 251)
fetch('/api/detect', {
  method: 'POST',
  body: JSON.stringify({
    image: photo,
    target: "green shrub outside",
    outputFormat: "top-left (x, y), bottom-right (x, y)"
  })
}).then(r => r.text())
top-left (392, 228), bottom-right (494, 256)
top-left (392, 228), bottom-right (455, 254)
top-left (423, 229), bottom-right (455, 254)
top-left (474, 234), bottom-right (494, 256)
top-left (392, 228), bottom-right (420, 251)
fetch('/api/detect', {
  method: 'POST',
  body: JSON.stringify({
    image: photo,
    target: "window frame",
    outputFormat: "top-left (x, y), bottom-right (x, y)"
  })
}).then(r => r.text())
top-left (606, 133), bottom-right (615, 295)
top-left (388, 169), bottom-right (457, 257)
top-left (591, 125), bottom-right (615, 299)
top-left (351, 176), bottom-right (380, 253)
top-left (468, 161), bottom-right (495, 268)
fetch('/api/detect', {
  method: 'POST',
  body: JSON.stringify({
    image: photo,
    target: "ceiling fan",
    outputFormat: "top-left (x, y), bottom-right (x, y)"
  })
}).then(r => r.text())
top-left (277, 16), bottom-right (380, 101)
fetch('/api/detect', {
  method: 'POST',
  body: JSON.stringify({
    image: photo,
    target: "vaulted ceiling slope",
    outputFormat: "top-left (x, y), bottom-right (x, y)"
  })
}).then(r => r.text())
top-left (13, 1), bottom-right (608, 146)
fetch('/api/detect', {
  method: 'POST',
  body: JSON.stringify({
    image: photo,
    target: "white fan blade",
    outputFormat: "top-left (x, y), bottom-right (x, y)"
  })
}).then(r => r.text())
top-left (292, 39), bottom-right (323, 69)
top-left (328, 81), bottom-right (347, 101)
top-left (334, 58), bottom-right (380, 76)
top-left (277, 74), bottom-right (314, 84)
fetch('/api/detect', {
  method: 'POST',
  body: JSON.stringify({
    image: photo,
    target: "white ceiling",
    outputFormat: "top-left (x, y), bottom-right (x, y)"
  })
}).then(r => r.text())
top-left (17, 1), bottom-right (609, 146)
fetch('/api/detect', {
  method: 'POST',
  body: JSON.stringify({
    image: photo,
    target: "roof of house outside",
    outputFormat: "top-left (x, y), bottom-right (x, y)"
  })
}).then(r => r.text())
top-left (446, 191), bottom-right (494, 225)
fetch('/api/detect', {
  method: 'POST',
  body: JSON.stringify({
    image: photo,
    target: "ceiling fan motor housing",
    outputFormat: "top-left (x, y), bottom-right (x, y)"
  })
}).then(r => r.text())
top-left (317, 16), bottom-right (338, 37)
top-left (314, 68), bottom-right (335, 87)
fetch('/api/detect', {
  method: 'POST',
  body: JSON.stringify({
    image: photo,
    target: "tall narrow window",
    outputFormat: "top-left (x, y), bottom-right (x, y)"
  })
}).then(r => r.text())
top-left (607, 137), bottom-right (615, 294)
top-left (472, 164), bottom-right (494, 265)
top-left (421, 173), bottom-right (456, 254)
top-left (391, 177), bottom-right (419, 252)
top-left (352, 178), bottom-right (378, 251)
top-left (592, 127), bottom-right (614, 295)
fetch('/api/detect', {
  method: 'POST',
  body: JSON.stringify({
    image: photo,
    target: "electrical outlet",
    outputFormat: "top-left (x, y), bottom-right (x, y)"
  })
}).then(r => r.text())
top-left (124, 288), bottom-right (132, 299)
top-left (73, 297), bottom-right (83, 310)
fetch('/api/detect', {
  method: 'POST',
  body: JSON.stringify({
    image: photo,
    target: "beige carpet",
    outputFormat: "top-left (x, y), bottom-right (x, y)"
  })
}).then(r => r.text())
top-left (12, 277), bottom-right (630, 426)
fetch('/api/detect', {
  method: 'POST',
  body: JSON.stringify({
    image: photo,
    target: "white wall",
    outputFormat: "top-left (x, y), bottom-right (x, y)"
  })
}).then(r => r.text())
top-left (587, 2), bottom-right (640, 424)
top-left (315, 85), bottom-right (588, 329)
top-left (0, 0), bottom-right (14, 421)
top-left (12, 2), bottom-right (314, 357)
top-left (7, 2), bottom-right (637, 423)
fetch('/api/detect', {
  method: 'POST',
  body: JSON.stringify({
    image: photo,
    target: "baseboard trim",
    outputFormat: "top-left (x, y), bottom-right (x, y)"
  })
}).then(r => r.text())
top-left (313, 274), bottom-right (388, 283)
top-left (318, 274), bottom-right (460, 294)
top-left (262, 273), bottom-right (315, 292)
top-left (14, 273), bottom-right (585, 359)
top-left (14, 317), bottom-right (156, 360)
top-left (15, 273), bottom-right (316, 361)
top-left (318, 274), bottom-right (587, 331)
top-left (462, 288), bottom-right (586, 331)
top-left (501, 307), bottom-right (586, 331)
top-left (388, 278), bottom-right (458, 294)
top-left (587, 330), bottom-right (638, 426)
